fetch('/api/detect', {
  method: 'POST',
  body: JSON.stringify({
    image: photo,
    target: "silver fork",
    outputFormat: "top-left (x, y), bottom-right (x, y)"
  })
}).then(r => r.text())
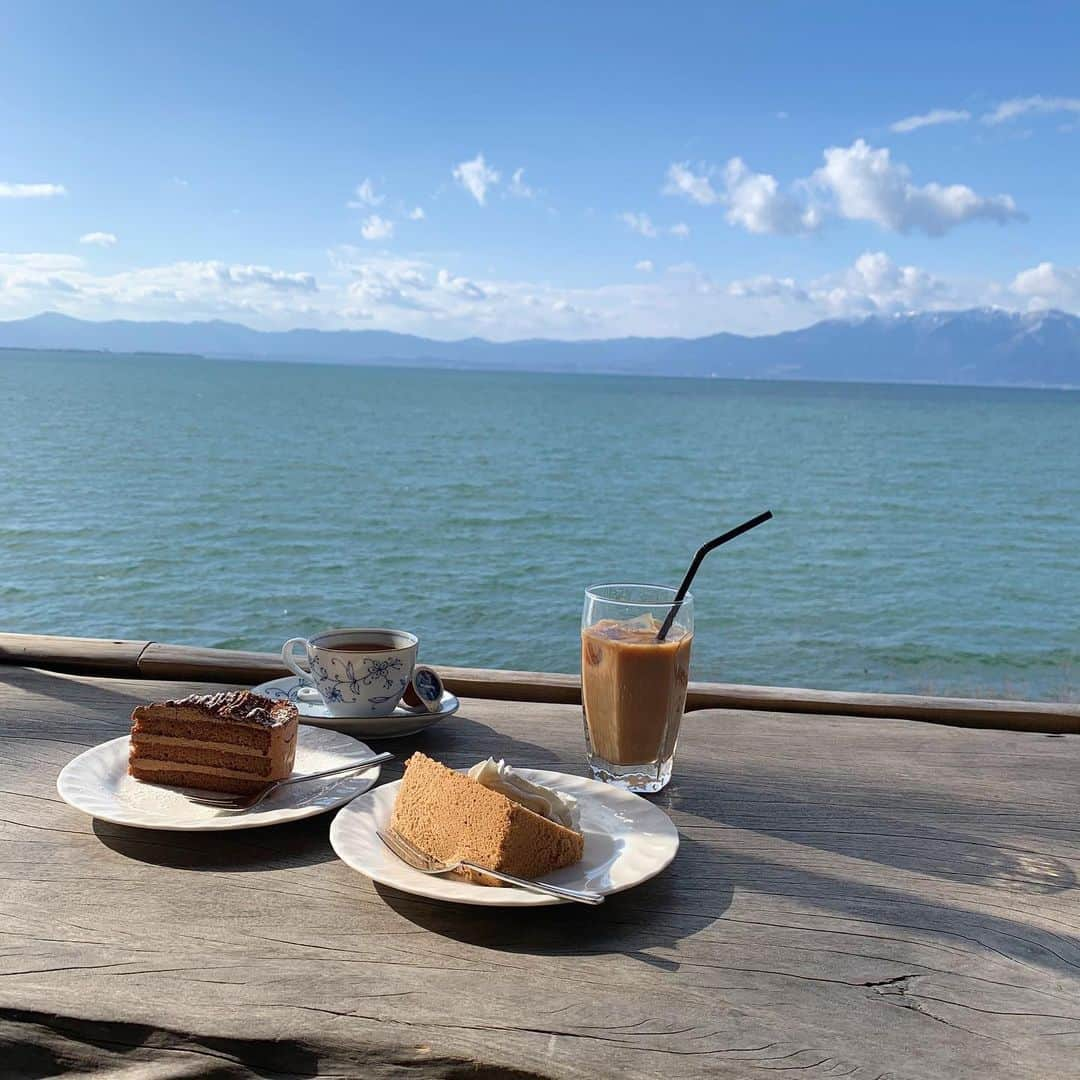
top-left (182, 752), bottom-right (395, 811)
top-left (377, 827), bottom-right (604, 905)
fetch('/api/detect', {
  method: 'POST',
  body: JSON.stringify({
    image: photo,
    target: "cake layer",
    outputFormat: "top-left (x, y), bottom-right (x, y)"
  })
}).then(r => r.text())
top-left (131, 734), bottom-right (265, 755)
top-left (127, 763), bottom-right (267, 795)
top-left (131, 715), bottom-right (273, 750)
top-left (129, 759), bottom-right (271, 780)
top-left (130, 738), bottom-right (275, 776)
top-left (390, 753), bottom-right (583, 886)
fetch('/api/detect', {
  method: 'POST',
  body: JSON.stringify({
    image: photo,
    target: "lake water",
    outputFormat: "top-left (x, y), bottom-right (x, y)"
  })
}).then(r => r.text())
top-left (2, 349), bottom-right (1078, 701)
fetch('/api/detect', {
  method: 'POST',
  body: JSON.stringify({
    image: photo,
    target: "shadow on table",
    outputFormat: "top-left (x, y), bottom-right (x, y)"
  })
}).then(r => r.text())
top-left (375, 835), bottom-right (732, 970)
top-left (1, 666), bottom-right (227, 710)
top-left (3, 1007), bottom-right (324, 1080)
top-left (662, 758), bottom-right (1078, 897)
top-left (91, 814), bottom-right (339, 871)
top-left (1, 668), bottom-right (180, 746)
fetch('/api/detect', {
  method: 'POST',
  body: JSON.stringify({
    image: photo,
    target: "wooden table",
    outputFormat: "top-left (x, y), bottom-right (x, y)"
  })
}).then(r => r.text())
top-left (3, 662), bottom-right (1079, 1078)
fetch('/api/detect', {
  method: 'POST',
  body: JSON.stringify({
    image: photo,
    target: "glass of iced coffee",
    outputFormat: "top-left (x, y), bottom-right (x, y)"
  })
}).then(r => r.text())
top-left (581, 584), bottom-right (693, 794)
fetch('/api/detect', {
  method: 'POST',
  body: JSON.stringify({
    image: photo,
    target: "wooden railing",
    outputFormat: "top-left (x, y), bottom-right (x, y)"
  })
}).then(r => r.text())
top-left (1, 631), bottom-right (1077, 734)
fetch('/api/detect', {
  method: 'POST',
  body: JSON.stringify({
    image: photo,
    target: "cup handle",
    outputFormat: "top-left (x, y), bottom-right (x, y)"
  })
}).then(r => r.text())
top-left (281, 637), bottom-right (314, 684)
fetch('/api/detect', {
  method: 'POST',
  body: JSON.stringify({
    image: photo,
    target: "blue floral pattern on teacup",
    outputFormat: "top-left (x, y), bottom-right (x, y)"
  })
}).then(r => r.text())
top-left (305, 649), bottom-right (408, 713)
top-left (344, 657), bottom-right (404, 693)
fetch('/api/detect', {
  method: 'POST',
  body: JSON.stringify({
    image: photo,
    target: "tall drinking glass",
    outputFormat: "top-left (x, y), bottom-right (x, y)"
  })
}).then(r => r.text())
top-left (581, 583), bottom-right (693, 794)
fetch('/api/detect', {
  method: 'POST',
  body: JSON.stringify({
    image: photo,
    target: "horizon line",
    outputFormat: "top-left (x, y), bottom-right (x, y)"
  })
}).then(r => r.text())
top-left (2, 304), bottom-right (1071, 347)
top-left (3, 341), bottom-right (1077, 394)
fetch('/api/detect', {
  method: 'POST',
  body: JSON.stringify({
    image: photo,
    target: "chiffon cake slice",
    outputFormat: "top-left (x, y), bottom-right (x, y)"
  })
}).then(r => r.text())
top-left (129, 690), bottom-right (299, 794)
top-left (390, 752), bottom-right (584, 886)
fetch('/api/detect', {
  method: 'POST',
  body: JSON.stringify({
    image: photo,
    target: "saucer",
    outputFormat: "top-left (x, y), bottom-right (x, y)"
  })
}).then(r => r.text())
top-left (252, 675), bottom-right (459, 738)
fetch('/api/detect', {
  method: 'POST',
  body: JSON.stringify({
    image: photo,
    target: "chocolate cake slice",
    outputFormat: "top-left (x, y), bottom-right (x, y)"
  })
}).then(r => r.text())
top-left (128, 691), bottom-right (298, 794)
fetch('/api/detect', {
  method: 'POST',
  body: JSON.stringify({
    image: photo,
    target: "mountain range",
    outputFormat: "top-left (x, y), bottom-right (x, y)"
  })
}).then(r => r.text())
top-left (3, 308), bottom-right (1079, 387)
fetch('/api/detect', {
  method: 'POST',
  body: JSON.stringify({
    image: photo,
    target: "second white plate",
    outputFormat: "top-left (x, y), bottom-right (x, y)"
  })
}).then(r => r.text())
top-left (329, 768), bottom-right (680, 906)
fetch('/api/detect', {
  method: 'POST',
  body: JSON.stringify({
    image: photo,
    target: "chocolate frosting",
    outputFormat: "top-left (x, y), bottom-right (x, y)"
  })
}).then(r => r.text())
top-left (162, 690), bottom-right (296, 727)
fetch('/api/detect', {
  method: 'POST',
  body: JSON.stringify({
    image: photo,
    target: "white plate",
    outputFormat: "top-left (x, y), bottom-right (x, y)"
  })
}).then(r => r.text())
top-left (57, 726), bottom-right (383, 832)
top-left (329, 768), bottom-right (680, 907)
top-left (252, 676), bottom-right (459, 738)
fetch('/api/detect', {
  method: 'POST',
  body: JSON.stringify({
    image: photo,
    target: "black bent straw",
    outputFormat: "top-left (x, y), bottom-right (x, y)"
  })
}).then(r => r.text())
top-left (656, 510), bottom-right (773, 641)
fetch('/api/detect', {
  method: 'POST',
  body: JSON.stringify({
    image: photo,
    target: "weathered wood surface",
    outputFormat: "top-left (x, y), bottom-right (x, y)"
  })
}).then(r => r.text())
top-left (4, 631), bottom-right (1080, 733)
top-left (0, 632), bottom-right (148, 677)
top-left (2, 666), bottom-right (1080, 1078)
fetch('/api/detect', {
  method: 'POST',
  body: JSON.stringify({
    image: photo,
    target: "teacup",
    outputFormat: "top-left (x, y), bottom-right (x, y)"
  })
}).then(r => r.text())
top-left (281, 628), bottom-right (419, 718)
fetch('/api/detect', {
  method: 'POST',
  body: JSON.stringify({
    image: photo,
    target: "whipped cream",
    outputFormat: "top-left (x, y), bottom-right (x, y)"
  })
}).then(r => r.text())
top-left (468, 758), bottom-right (580, 831)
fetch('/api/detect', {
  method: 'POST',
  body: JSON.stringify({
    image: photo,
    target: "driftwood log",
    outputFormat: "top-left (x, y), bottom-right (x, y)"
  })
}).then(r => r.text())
top-left (1, 653), bottom-right (1079, 1077)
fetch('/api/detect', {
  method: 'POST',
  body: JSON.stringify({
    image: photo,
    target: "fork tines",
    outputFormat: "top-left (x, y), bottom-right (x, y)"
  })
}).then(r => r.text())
top-left (185, 793), bottom-right (250, 807)
top-left (377, 827), bottom-right (442, 871)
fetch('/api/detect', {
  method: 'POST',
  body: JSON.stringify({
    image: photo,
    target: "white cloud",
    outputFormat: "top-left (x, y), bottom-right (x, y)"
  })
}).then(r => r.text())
top-left (80, 232), bottom-right (118, 247)
top-left (635, 260), bottom-right (654, 273)
top-left (0, 252), bottom-right (85, 271)
top-left (206, 264), bottom-right (318, 291)
top-left (729, 252), bottom-right (951, 319)
top-left (821, 252), bottom-right (946, 314)
top-left (323, 249), bottom-right (769, 336)
top-left (663, 162), bottom-right (720, 205)
top-left (621, 212), bottom-right (689, 238)
top-left (665, 140), bottom-right (1023, 237)
top-left (408, 207), bottom-right (425, 220)
top-left (0, 182), bottom-right (66, 198)
top-left (348, 178), bottom-right (384, 208)
top-left (665, 158), bottom-right (819, 234)
top-left (983, 95), bottom-right (1080, 125)
top-left (621, 211), bottom-right (658, 238)
top-left (329, 251), bottom-right (609, 334)
top-left (1010, 262), bottom-right (1080, 310)
top-left (890, 108), bottom-right (971, 133)
top-left (360, 214), bottom-right (394, 241)
top-left (723, 158), bottom-right (822, 235)
top-left (436, 268), bottom-right (487, 300)
top-left (508, 168), bottom-right (534, 198)
top-left (0, 255), bottom-right (319, 325)
top-left (346, 258), bottom-right (432, 312)
top-left (453, 153), bottom-right (500, 205)
top-left (728, 275), bottom-right (808, 302)
top-left (812, 139), bottom-right (1023, 235)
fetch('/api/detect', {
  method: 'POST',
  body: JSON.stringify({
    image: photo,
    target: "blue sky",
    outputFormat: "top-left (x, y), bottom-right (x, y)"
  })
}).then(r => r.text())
top-left (2, 1), bottom-right (1079, 339)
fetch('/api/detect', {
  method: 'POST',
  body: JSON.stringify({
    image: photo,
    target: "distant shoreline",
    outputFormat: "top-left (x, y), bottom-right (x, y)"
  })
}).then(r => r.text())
top-left (3, 307), bottom-right (1080, 389)
top-left (3, 343), bottom-right (1078, 393)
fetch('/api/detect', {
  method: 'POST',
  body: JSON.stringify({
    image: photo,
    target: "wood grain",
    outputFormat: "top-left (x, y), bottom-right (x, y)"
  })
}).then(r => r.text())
top-left (1, 665), bottom-right (1078, 1077)
top-left (0, 632), bottom-right (148, 676)
top-left (4, 631), bottom-right (1080, 733)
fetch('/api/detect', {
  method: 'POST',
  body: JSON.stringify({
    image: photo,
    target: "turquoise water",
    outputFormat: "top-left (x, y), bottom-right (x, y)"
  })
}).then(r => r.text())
top-left (2, 349), bottom-right (1078, 701)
